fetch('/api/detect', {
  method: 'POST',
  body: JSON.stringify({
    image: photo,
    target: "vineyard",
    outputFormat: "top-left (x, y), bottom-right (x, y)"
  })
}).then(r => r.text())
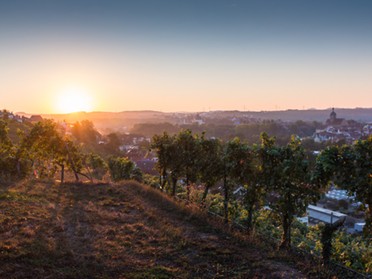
top-left (0, 115), bottom-right (371, 277)
top-left (149, 130), bottom-right (372, 276)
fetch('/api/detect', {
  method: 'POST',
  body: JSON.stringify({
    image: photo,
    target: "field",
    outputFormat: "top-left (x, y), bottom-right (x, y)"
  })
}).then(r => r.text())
top-left (0, 180), bottom-right (325, 278)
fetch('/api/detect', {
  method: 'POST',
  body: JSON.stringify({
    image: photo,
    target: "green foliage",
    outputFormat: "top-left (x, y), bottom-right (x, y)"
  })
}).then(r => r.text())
top-left (131, 122), bottom-right (179, 138)
top-left (151, 130), bottom-right (201, 196)
top-left (71, 120), bottom-right (100, 148)
top-left (0, 119), bottom-right (12, 146)
top-left (108, 157), bottom-right (136, 181)
top-left (105, 132), bottom-right (122, 155)
top-left (131, 167), bottom-right (144, 182)
top-left (291, 222), bottom-right (372, 274)
top-left (197, 136), bottom-right (223, 200)
top-left (13, 120), bottom-right (86, 182)
top-left (151, 132), bottom-right (177, 191)
top-left (0, 120), bottom-right (17, 179)
top-left (84, 153), bottom-right (108, 180)
top-left (254, 209), bottom-right (281, 241)
top-left (317, 136), bottom-right (372, 235)
top-left (261, 134), bottom-right (319, 249)
top-left (143, 174), bottom-right (161, 189)
top-left (175, 129), bottom-right (199, 185)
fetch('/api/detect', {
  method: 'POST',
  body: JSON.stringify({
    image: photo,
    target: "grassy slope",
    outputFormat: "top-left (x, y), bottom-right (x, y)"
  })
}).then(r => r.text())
top-left (0, 180), bottom-right (316, 279)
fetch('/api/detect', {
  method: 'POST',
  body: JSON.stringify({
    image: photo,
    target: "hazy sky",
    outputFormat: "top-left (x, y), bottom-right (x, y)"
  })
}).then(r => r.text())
top-left (1, 0), bottom-right (371, 113)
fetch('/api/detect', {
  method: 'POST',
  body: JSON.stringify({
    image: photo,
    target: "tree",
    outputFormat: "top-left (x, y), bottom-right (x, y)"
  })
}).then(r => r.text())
top-left (0, 119), bottom-right (17, 179)
top-left (175, 129), bottom-right (199, 199)
top-left (19, 120), bottom-right (62, 179)
top-left (261, 134), bottom-right (319, 249)
top-left (349, 137), bottom-right (372, 235)
top-left (0, 119), bottom-right (11, 146)
top-left (18, 120), bottom-right (84, 183)
top-left (243, 144), bottom-right (266, 231)
top-left (71, 120), bottom-right (100, 150)
top-left (321, 217), bottom-right (346, 265)
top-left (105, 132), bottom-right (122, 155)
top-left (152, 132), bottom-right (173, 190)
top-left (318, 137), bottom-right (372, 235)
top-left (167, 139), bottom-right (183, 196)
top-left (108, 157), bottom-right (135, 181)
top-left (83, 153), bottom-right (108, 181)
top-left (197, 136), bottom-right (223, 202)
top-left (220, 138), bottom-right (243, 223)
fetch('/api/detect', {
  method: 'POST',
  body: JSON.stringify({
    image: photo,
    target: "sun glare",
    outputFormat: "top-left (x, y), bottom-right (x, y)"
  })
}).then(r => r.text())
top-left (55, 87), bottom-right (93, 113)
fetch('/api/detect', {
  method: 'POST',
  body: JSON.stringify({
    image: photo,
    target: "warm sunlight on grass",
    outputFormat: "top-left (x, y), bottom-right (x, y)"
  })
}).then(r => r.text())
top-left (55, 87), bottom-right (93, 113)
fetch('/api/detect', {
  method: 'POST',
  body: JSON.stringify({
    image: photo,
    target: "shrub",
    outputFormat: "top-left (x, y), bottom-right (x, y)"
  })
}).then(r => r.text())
top-left (108, 157), bottom-right (135, 181)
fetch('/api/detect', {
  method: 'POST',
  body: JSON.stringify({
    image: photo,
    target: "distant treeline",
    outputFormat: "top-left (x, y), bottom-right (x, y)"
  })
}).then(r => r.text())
top-left (131, 120), bottom-right (324, 143)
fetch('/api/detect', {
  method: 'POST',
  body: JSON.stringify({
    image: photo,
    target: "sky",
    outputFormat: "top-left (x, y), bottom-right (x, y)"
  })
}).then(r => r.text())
top-left (0, 0), bottom-right (372, 114)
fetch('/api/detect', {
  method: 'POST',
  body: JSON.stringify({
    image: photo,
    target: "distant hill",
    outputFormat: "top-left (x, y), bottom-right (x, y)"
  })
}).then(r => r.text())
top-left (202, 108), bottom-right (372, 122)
top-left (39, 108), bottom-right (372, 133)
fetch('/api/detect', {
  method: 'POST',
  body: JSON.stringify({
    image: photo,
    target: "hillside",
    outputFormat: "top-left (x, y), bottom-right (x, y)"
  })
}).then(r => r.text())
top-left (1, 181), bottom-right (326, 278)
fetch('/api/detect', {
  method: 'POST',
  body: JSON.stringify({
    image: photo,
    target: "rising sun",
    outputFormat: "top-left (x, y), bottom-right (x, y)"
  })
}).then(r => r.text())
top-left (55, 87), bottom-right (93, 113)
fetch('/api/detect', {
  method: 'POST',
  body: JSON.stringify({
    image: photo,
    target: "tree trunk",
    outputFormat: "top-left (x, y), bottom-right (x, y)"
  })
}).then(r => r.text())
top-left (85, 165), bottom-right (94, 183)
top-left (279, 212), bottom-right (292, 250)
top-left (171, 175), bottom-right (177, 196)
top-left (16, 159), bottom-right (21, 177)
top-left (185, 174), bottom-right (189, 188)
top-left (60, 164), bottom-right (64, 184)
top-left (202, 184), bottom-right (210, 202)
top-left (246, 203), bottom-right (254, 232)
top-left (15, 150), bottom-right (22, 177)
top-left (161, 169), bottom-right (167, 191)
top-left (64, 143), bottom-right (79, 182)
top-left (321, 217), bottom-right (345, 265)
top-left (364, 204), bottom-right (372, 237)
top-left (223, 175), bottom-right (229, 224)
top-left (77, 172), bottom-right (92, 181)
top-left (73, 170), bottom-right (79, 181)
top-left (279, 193), bottom-right (293, 250)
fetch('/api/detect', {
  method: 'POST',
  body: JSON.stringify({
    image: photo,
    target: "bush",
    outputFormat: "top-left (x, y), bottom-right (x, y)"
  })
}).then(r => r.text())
top-left (143, 174), bottom-right (161, 189)
top-left (86, 153), bottom-right (108, 180)
top-left (108, 157), bottom-right (135, 181)
top-left (108, 157), bottom-right (144, 182)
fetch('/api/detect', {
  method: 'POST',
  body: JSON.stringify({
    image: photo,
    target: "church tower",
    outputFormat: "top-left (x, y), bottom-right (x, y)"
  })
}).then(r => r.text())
top-left (330, 108), bottom-right (337, 122)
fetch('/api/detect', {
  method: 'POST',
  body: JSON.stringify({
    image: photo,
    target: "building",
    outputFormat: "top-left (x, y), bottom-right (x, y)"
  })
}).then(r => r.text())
top-left (325, 189), bottom-right (355, 201)
top-left (307, 205), bottom-right (347, 225)
top-left (326, 108), bottom-right (346, 126)
top-left (313, 108), bottom-right (363, 143)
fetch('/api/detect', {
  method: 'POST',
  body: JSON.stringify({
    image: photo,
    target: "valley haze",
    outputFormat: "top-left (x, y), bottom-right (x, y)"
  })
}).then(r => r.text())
top-left (25, 108), bottom-right (372, 133)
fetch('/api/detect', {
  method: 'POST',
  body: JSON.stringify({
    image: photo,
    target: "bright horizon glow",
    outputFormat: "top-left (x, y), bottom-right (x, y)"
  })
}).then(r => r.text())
top-left (55, 87), bottom-right (93, 114)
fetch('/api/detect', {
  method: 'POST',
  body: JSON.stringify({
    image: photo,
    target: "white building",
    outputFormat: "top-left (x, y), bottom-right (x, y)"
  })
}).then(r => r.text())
top-left (307, 205), bottom-right (347, 224)
top-left (325, 189), bottom-right (355, 201)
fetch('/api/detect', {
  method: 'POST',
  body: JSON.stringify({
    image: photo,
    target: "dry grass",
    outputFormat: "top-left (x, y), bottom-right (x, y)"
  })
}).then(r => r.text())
top-left (0, 180), bottom-right (319, 278)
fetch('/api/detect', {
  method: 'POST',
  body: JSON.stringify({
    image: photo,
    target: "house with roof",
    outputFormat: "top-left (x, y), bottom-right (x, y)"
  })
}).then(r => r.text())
top-left (307, 205), bottom-right (347, 225)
